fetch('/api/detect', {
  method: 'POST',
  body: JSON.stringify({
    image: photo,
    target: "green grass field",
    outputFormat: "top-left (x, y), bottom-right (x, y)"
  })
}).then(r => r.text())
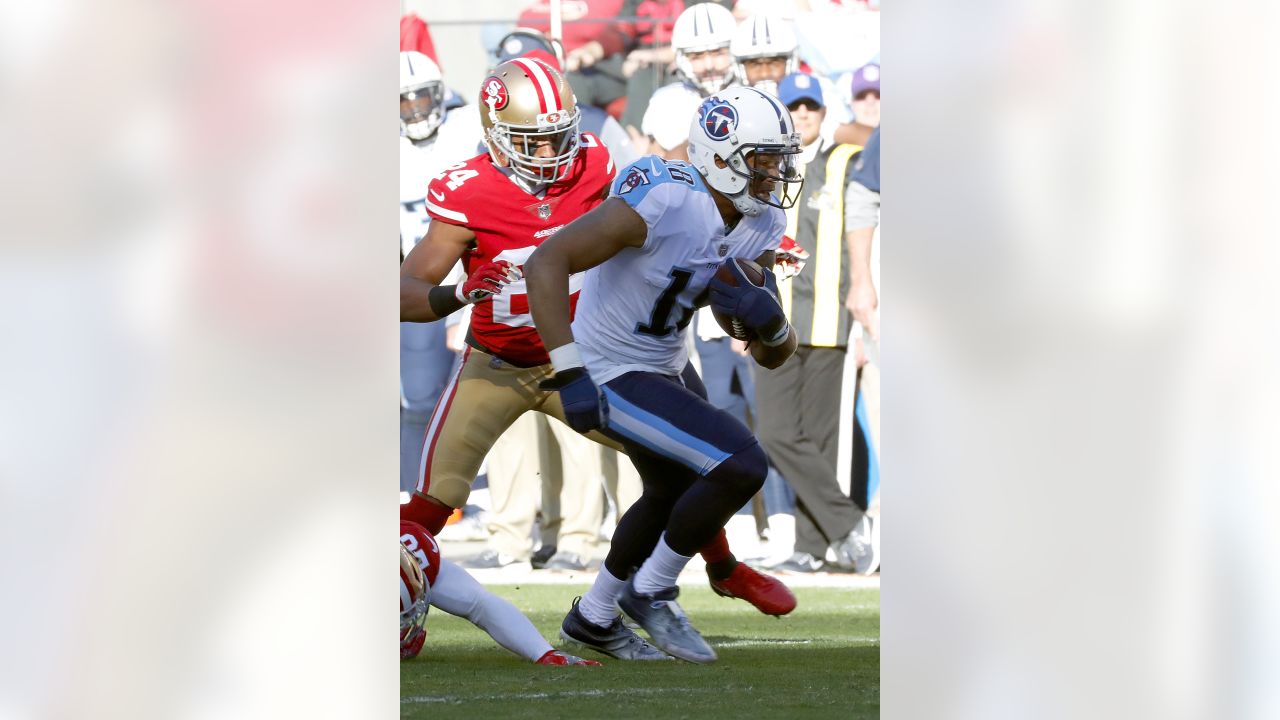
top-left (401, 583), bottom-right (879, 720)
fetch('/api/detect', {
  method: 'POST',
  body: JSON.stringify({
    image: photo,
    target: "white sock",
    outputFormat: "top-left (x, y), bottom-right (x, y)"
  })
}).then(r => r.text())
top-left (577, 565), bottom-right (627, 627)
top-left (632, 533), bottom-right (693, 595)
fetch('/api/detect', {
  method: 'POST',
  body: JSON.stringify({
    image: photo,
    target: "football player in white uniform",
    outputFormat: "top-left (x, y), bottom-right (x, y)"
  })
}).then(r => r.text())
top-left (525, 86), bottom-right (803, 664)
top-left (729, 14), bottom-right (853, 147)
top-left (399, 51), bottom-right (483, 494)
top-left (640, 2), bottom-right (737, 149)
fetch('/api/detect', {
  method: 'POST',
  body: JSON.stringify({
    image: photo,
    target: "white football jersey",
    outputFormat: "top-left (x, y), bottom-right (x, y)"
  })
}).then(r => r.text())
top-left (574, 155), bottom-right (786, 384)
top-left (399, 107), bottom-right (484, 257)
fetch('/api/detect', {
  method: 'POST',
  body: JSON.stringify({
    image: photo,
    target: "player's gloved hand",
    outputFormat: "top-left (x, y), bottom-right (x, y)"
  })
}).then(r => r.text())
top-left (775, 236), bottom-right (809, 280)
top-left (536, 649), bottom-right (603, 666)
top-left (709, 263), bottom-right (789, 344)
top-left (455, 260), bottom-right (522, 304)
top-left (539, 367), bottom-right (608, 433)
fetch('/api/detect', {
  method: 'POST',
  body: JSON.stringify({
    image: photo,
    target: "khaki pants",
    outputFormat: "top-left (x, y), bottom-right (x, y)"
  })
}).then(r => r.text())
top-left (415, 345), bottom-right (624, 558)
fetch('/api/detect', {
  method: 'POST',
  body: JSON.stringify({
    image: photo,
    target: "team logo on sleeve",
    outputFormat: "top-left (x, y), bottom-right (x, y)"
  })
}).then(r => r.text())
top-left (700, 99), bottom-right (738, 140)
top-left (619, 166), bottom-right (651, 194)
top-left (482, 77), bottom-right (508, 110)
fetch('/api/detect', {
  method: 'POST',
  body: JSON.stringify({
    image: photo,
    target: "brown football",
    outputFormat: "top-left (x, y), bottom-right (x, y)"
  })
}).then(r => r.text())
top-left (711, 258), bottom-right (766, 341)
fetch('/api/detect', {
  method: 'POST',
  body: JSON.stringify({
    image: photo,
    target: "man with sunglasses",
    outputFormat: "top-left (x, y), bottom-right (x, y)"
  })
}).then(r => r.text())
top-left (755, 72), bottom-right (879, 575)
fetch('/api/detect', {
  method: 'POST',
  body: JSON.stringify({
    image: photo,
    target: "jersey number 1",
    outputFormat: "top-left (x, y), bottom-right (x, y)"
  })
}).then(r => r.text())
top-left (636, 268), bottom-right (695, 337)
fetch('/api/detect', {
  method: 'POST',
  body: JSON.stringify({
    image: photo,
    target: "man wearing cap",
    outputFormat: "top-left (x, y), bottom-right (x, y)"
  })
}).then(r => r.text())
top-left (834, 62), bottom-right (880, 147)
top-left (755, 72), bottom-right (880, 575)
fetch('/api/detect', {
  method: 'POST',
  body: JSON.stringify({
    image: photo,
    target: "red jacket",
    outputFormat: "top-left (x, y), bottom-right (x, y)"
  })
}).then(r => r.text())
top-left (400, 13), bottom-right (440, 69)
top-left (517, 0), bottom-right (635, 57)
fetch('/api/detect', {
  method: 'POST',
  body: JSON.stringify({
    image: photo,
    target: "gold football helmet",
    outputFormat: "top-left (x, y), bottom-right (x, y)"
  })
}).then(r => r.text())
top-left (479, 58), bottom-right (581, 187)
top-left (400, 544), bottom-right (429, 658)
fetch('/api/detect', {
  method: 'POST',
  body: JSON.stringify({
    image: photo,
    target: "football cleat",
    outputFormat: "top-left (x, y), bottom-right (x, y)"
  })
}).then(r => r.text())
top-left (831, 515), bottom-right (880, 575)
top-left (531, 544), bottom-right (558, 569)
top-left (460, 549), bottom-right (523, 569)
top-left (767, 552), bottom-right (830, 574)
top-left (544, 551), bottom-right (592, 572)
top-left (708, 562), bottom-right (797, 616)
top-left (618, 579), bottom-right (717, 664)
top-left (560, 597), bottom-right (671, 661)
top-left (536, 649), bottom-right (602, 667)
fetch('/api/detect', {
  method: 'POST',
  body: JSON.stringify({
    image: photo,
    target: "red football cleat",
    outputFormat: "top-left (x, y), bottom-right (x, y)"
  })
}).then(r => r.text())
top-left (708, 562), bottom-right (798, 616)
top-left (536, 649), bottom-right (603, 667)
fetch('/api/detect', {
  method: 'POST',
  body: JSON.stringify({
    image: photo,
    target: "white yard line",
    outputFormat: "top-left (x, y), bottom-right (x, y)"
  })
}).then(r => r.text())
top-left (403, 687), bottom-right (704, 704)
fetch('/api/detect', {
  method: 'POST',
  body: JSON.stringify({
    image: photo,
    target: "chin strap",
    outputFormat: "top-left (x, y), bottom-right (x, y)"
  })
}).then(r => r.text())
top-left (731, 192), bottom-right (764, 217)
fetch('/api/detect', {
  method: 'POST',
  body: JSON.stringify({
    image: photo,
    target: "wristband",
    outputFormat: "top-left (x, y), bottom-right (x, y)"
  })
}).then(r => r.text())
top-left (548, 342), bottom-right (584, 372)
top-left (454, 283), bottom-right (468, 304)
top-left (760, 321), bottom-right (791, 347)
top-left (427, 284), bottom-right (466, 318)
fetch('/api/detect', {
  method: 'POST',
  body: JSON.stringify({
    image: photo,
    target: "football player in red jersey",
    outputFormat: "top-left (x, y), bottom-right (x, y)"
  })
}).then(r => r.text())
top-left (400, 521), bottom-right (600, 665)
top-left (400, 59), bottom-right (796, 658)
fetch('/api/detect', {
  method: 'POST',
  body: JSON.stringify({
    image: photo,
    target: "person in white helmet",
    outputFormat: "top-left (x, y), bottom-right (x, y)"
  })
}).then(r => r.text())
top-left (636, 1), bottom-right (739, 146)
top-left (525, 86), bottom-right (805, 664)
top-left (399, 50), bottom-right (483, 495)
top-left (730, 13), bottom-right (854, 147)
top-left (729, 13), bottom-right (799, 98)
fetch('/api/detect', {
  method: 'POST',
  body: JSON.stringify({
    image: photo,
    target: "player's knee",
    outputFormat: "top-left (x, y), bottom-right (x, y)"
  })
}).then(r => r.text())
top-left (707, 442), bottom-right (768, 499)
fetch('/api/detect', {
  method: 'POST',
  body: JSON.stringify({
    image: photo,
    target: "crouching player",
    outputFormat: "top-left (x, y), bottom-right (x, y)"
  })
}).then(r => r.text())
top-left (400, 521), bottom-right (600, 666)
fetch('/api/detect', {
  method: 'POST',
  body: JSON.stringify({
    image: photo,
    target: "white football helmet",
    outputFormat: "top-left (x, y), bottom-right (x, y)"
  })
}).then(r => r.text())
top-left (400, 51), bottom-right (445, 141)
top-left (686, 86), bottom-right (804, 217)
top-left (730, 14), bottom-right (799, 98)
top-left (671, 3), bottom-right (737, 96)
top-left (480, 58), bottom-right (582, 188)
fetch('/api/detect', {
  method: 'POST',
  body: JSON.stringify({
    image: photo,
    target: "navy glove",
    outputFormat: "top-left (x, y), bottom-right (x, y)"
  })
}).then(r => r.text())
top-left (709, 263), bottom-right (789, 343)
top-left (539, 368), bottom-right (609, 433)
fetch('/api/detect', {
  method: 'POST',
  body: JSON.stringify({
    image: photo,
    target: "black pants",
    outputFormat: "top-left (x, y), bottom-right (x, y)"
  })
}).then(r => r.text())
top-left (754, 346), bottom-right (861, 557)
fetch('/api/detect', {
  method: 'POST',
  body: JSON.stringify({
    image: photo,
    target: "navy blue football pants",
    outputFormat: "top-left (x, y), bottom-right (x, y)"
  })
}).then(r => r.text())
top-left (597, 363), bottom-right (770, 578)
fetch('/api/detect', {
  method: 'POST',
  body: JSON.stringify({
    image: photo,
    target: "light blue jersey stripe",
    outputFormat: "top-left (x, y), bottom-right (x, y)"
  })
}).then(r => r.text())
top-left (603, 387), bottom-right (731, 475)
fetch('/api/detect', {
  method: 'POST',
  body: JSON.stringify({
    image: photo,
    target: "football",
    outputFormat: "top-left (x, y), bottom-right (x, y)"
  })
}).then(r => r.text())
top-left (711, 258), bottom-right (767, 341)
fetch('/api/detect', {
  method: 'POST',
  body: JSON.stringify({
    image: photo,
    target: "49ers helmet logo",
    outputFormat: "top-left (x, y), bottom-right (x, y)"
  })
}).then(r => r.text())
top-left (482, 76), bottom-right (509, 110)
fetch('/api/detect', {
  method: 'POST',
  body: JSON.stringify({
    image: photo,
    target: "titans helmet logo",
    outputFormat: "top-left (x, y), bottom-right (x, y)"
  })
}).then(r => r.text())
top-left (700, 99), bottom-right (738, 141)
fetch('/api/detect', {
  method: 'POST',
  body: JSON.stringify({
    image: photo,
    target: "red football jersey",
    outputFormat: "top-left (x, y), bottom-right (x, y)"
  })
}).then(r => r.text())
top-left (424, 132), bottom-right (616, 365)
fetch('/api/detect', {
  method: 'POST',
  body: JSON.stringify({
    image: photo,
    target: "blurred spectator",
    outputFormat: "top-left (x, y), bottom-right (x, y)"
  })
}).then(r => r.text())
top-left (618, 0), bottom-right (684, 132)
top-left (491, 31), bottom-right (639, 167)
top-left (833, 62), bottom-right (879, 146)
top-left (728, 12), bottom-right (852, 144)
top-left (756, 73), bottom-right (878, 574)
top-left (845, 124), bottom-right (880, 561)
top-left (669, 2), bottom-right (737, 96)
top-left (516, 0), bottom-right (638, 114)
top-left (400, 13), bottom-right (441, 69)
top-left (630, 3), bottom-right (734, 152)
top-left (638, 81), bottom-right (704, 159)
top-left (399, 51), bottom-right (482, 494)
top-left (849, 62), bottom-right (880, 127)
top-left (729, 13), bottom-right (798, 97)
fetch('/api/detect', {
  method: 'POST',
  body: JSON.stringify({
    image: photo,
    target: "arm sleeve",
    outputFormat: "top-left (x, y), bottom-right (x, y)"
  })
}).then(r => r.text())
top-left (849, 128), bottom-right (880, 193)
top-left (845, 181), bottom-right (881, 230)
top-left (429, 559), bottom-right (554, 662)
